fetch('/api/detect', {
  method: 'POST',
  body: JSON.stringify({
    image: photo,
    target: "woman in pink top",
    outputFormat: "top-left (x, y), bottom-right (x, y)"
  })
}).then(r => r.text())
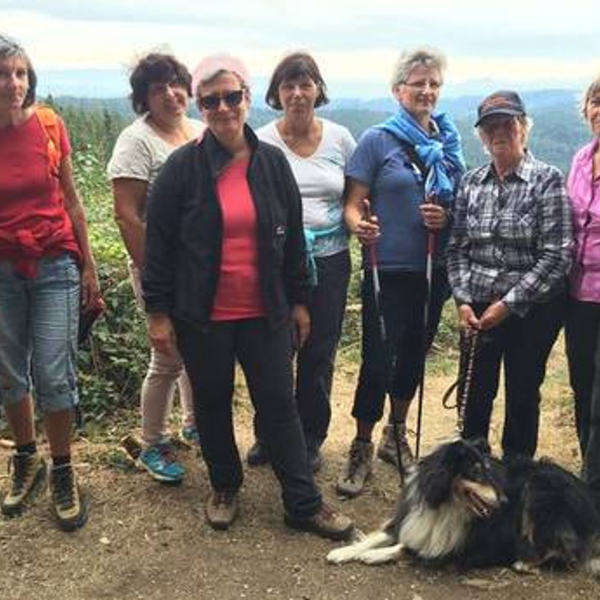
top-left (565, 74), bottom-right (600, 503)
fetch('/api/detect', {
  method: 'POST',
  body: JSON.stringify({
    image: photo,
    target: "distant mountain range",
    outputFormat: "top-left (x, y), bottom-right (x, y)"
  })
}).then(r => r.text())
top-left (49, 88), bottom-right (591, 174)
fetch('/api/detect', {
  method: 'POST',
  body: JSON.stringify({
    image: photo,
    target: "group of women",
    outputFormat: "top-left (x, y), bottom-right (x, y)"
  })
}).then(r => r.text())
top-left (1, 32), bottom-right (600, 535)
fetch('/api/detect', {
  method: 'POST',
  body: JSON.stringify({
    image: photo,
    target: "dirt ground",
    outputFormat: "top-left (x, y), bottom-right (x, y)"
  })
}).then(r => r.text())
top-left (1, 342), bottom-right (600, 600)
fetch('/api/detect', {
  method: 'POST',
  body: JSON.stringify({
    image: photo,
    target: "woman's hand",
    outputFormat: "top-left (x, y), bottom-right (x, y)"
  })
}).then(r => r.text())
top-left (147, 313), bottom-right (178, 356)
top-left (344, 181), bottom-right (380, 246)
top-left (353, 198), bottom-right (380, 246)
top-left (291, 304), bottom-right (311, 350)
top-left (478, 301), bottom-right (509, 331)
top-left (457, 303), bottom-right (480, 331)
top-left (80, 261), bottom-right (100, 310)
top-left (420, 202), bottom-right (448, 230)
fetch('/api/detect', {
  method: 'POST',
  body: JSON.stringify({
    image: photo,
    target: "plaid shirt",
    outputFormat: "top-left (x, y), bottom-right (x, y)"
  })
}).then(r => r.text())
top-left (447, 151), bottom-right (573, 317)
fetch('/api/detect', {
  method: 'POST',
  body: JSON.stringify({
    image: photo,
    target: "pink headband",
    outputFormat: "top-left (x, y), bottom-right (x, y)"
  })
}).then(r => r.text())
top-left (192, 53), bottom-right (251, 95)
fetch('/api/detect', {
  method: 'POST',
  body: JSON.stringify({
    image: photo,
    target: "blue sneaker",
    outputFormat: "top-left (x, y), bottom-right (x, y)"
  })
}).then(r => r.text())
top-left (181, 426), bottom-right (200, 446)
top-left (137, 443), bottom-right (185, 483)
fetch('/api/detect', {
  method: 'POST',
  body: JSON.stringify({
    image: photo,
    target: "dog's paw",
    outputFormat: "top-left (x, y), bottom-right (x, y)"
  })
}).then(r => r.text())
top-left (359, 545), bottom-right (403, 565)
top-left (327, 545), bottom-right (359, 564)
top-left (511, 560), bottom-right (540, 575)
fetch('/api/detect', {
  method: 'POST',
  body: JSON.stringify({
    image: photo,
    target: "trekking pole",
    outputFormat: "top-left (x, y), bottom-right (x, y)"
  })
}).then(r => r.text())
top-left (363, 200), bottom-right (405, 484)
top-left (414, 197), bottom-right (437, 459)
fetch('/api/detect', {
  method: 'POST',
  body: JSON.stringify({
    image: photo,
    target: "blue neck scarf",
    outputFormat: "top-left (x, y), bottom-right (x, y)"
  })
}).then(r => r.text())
top-left (376, 105), bottom-right (465, 203)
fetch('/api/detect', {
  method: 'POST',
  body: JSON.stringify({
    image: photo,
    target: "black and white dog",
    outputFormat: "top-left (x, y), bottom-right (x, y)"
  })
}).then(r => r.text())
top-left (327, 438), bottom-right (600, 575)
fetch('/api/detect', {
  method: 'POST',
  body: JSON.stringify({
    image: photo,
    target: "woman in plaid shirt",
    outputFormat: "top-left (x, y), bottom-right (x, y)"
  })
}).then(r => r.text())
top-left (446, 90), bottom-right (572, 459)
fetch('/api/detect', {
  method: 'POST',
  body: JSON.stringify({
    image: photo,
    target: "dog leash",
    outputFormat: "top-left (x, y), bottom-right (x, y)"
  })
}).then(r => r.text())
top-left (442, 329), bottom-right (479, 434)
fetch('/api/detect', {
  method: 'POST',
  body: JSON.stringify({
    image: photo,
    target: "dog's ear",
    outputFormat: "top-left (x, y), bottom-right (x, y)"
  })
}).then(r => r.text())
top-left (419, 442), bottom-right (460, 507)
top-left (442, 440), bottom-right (469, 464)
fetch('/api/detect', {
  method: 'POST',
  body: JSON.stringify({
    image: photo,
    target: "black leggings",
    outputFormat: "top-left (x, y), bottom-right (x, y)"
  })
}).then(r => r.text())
top-left (351, 268), bottom-right (449, 423)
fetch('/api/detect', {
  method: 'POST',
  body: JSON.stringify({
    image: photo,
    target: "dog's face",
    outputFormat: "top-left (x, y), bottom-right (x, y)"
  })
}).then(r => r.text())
top-left (446, 439), bottom-right (506, 517)
top-left (419, 438), bottom-right (506, 516)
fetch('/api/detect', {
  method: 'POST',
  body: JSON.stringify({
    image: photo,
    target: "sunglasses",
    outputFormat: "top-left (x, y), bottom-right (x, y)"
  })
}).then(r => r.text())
top-left (198, 89), bottom-right (244, 110)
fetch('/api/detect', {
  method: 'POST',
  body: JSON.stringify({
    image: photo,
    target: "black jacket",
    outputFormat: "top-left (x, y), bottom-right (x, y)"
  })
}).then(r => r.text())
top-left (142, 124), bottom-right (310, 330)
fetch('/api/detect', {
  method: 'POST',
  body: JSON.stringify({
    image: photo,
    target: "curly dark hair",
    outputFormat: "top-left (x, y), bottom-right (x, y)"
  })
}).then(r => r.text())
top-left (129, 52), bottom-right (192, 114)
top-left (0, 34), bottom-right (37, 108)
top-left (265, 51), bottom-right (329, 110)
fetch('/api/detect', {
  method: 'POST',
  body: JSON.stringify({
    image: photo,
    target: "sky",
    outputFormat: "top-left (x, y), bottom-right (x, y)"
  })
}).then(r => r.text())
top-left (2, 0), bottom-right (599, 98)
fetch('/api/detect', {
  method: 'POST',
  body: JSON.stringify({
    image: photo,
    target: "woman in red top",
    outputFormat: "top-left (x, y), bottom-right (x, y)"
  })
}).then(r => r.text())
top-left (143, 54), bottom-right (352, 539)
top-left (0, 35), bottom-right (99, 530)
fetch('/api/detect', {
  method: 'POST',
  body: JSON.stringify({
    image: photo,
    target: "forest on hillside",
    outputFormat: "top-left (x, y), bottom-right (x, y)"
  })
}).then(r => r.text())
top-left (51, 89), bottom-right (591, 174)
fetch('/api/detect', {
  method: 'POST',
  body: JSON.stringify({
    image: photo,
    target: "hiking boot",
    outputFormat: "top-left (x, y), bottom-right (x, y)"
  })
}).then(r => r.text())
top-left (284, 501), bottom-right (354, 541)
top-left (377, 424), bottom-right (414, 471)
top-left (205, 490), bottom-right (239, 530)
top-left (50, 464), bottom-right (88, 531)
top-left (336, 439), bottom-right (373, 498)
top-left (1, 452), bottom-right (47, 517)
top-left (246, 440), bottom-right (270, 467)
top-left (137, 443), bottom-right (185, 483)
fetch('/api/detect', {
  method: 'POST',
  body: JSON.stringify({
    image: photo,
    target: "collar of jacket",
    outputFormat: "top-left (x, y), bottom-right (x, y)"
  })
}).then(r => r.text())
top-left (199, 123), bottom-right (259, 178)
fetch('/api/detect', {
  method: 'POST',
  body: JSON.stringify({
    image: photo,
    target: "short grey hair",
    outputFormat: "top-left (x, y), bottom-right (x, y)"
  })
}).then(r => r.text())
top-left (390, 46), bottom-right (447, 87)
top-left (580, 74), bottom-right (600, 120)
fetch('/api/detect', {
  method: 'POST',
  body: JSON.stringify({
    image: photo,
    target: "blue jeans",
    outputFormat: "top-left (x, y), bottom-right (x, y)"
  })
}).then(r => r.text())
top-left (0, 253), bottom-right (80, 414)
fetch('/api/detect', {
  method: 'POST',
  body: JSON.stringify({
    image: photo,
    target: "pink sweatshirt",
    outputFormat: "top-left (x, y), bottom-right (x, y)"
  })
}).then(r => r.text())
top-left (568, 139), bottom-right (600, 301)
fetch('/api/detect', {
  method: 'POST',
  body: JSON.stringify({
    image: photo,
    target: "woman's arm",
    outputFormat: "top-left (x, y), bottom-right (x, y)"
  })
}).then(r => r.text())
top-left (60, 155), bottom-right (99, 309)
top-left (112, 178), bottom-right (148, 269)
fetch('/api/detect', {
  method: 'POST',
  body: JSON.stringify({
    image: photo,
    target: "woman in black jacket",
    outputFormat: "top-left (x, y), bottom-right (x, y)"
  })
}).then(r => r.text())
top-left (143, 53), bottom-right (352, 539)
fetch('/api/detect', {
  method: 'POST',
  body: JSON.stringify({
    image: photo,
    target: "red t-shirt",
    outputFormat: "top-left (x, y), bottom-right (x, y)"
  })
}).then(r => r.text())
top-left (211, 159), bottom-right (265, 321)
top-left (0, 110), bottom-right (80, 276)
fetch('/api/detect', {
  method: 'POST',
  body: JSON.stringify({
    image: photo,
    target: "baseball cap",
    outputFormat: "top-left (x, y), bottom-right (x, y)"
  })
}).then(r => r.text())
top-left (475, 90), bottom-right (526, 126)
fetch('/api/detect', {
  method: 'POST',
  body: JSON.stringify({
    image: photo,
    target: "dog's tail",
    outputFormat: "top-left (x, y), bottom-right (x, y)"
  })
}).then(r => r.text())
top-left (584, 535), bottom-right (600, 577)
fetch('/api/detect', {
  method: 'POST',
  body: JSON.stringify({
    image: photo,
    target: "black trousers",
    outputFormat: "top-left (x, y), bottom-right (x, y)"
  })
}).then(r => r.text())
top-left (174, 317), bottom-right (321, 518)
top-left (565, 297), bottom-right (600, 455)
top-left (295, 250), bottom-right (351, 448)
top-left (565, 297), bottom-right (600, 498)
top-left (462, 295), bottom-right (566, 458)
top-left (352, 268), bottom-right (449, 424)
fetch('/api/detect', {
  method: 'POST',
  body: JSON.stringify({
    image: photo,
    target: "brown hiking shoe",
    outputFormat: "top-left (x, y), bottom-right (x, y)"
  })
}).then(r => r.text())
top-left (377, 424), bottom-right (414, 471)
top-left (50, 464), bottom-right (88, 531)
top-left (336, 439), bottom-right (373, 498)
top-left (1, 452), bottom-right (47, 517)
top-left (284, 501), bottom-right (354, 541)
top-left (205, 490), bottom-right (239, 530)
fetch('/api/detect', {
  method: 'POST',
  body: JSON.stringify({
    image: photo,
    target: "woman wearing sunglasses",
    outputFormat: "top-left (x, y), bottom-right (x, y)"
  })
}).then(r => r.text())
top-left (143, 53), bottom-right (353, 539)
top-left (244, 52), bottom-right (356, 472)
top-left (107, 53), bottom-right (205, 484)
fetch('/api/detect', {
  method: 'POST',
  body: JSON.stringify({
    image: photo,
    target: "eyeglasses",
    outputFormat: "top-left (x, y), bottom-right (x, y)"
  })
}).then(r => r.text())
top-left (402, 80), bottom-right (442, 91)
top-left (198, 89), bottom-right (244, 110)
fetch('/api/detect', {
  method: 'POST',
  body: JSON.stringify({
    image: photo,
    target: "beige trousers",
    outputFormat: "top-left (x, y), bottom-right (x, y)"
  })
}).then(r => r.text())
top-left (129, 264), bottom-right (196, 446)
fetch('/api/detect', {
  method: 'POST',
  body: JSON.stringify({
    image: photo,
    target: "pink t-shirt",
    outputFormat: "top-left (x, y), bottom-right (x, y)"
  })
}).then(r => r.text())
top-left (568, 139), bottom-right (600, 302)
top-left (211, 159), bottom-right (265, 321)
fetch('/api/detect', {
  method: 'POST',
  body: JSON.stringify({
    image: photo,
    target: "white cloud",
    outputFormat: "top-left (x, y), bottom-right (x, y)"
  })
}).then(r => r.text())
top-left (3, 1), bottom-right (599, 93)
